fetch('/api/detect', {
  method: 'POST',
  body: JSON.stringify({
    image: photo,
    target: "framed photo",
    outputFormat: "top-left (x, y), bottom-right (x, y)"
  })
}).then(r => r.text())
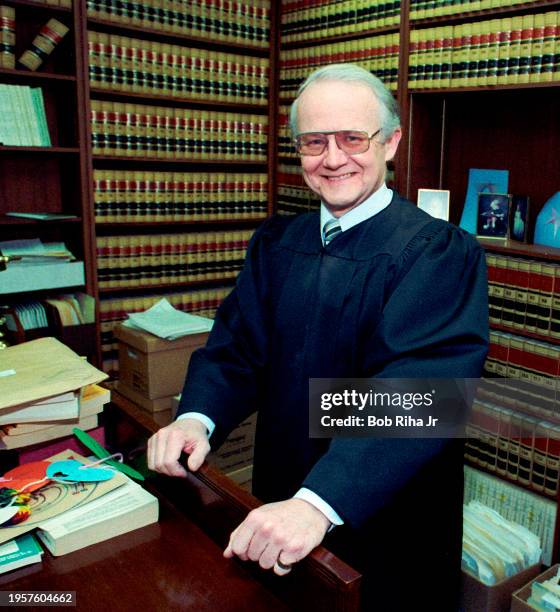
top-left (476, 193), bottom-right (511, 239)
top-left (509, 195), bottom-right (530, 243)
top-left (417, 189), bottom-right (450, 221)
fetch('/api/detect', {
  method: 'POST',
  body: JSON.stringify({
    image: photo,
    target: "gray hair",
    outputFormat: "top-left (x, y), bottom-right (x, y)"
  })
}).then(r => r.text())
top-left (289, 64), bottom-right (401, 140)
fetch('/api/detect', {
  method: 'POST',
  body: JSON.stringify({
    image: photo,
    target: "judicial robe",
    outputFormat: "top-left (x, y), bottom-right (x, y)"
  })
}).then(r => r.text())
top-left (178, 192), bottom-right (489, 610)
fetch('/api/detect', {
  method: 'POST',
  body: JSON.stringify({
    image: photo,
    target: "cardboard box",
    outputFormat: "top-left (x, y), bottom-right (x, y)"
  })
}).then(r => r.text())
top-left (511, 564), bottom-right (559, 612)
top-left (225, 464), bottom-right (253, 492)
top-left (461, 564), bottom-right (542, 612)
top-left (114, 324), bottom-right (209, 399)
top-left (116, 381), bottom-right (177, 414)
top-left (207, 413), bottom-right (256, 472)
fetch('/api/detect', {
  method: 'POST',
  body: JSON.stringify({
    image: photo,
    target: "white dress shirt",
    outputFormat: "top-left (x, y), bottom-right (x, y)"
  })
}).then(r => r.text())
top-left (178, 183), bottom-right (394, 528)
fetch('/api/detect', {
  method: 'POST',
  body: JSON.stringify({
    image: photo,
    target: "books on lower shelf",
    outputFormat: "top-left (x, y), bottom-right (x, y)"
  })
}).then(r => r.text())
top-left (0, 84), bottom-right (51, 147)
top-left (35, 477), bottom-right (159, 556)
top-left (0, 533), bottom-right (43, 575)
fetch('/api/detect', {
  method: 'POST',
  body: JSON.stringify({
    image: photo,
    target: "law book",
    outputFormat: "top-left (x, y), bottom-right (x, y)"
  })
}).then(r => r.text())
top-left (19, 18), bottom-right (69, 71)
top-left (0, 5), bottom-right (15, 69)
top-left (36, 478), bottom-right (158, 556)
top-left (0, 534), bottom-right (43, 575)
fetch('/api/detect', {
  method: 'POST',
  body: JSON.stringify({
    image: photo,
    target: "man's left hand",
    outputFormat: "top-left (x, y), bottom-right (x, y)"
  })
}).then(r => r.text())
top-left (223, 499), bottom-right (331, 576)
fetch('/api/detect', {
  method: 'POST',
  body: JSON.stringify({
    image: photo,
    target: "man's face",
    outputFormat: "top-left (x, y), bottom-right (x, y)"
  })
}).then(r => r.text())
top-left (296, 80), bottom-right (401, 217)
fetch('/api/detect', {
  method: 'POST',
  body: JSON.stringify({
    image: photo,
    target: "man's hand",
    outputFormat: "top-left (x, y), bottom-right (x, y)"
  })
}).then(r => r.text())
top-left (223, 499), bottom-right (331, 576)
top-left (147, 418), bottom-right (210, 477)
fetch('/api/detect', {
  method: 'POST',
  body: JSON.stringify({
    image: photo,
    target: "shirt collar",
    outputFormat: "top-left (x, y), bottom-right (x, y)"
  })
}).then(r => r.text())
top-left (320, 183), bottom-right (393, 243)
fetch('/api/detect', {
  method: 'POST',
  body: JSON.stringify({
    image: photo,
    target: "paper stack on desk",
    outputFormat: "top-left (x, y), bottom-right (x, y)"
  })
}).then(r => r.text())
top-left (124, 298), bottom-right (214, 340)
top-left (0, 338), bottom-right (108, 449)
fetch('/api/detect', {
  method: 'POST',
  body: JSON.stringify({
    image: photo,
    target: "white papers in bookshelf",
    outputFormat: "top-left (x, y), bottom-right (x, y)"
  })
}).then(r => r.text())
top-left (0, 238), bottom-right (76, 263)
top-left (0, 84), bottom-right (50, 147)
top-left (5, 213), bottom-right (78, 221)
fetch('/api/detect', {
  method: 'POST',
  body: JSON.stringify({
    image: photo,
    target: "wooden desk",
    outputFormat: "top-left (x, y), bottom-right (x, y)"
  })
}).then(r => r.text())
top-left (0, 392), bottom-right (362, 611)
top-left (105, 392), bottom-right (363, 612)
top-left (0, 491), bottom-right (288, 612)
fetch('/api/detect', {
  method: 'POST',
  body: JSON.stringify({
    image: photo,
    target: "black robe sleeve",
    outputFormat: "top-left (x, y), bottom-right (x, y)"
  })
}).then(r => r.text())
top-left (302, 224), bottom-right (489, 528)
top-left (176, 218), bottom-right (277, 444)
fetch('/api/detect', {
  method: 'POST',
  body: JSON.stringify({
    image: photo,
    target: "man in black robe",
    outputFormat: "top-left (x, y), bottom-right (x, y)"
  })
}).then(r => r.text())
top-left (148, 64), bottom-right (488, 610)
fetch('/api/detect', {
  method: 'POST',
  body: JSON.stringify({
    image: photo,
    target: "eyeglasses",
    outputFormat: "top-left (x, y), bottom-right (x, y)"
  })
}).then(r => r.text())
top-left (295, 129), bottom-right (382, 156)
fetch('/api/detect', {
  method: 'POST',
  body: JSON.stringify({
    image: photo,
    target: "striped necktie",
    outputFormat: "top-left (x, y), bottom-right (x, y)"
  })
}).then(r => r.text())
top-left (323, 218), bottom-right (342, 245)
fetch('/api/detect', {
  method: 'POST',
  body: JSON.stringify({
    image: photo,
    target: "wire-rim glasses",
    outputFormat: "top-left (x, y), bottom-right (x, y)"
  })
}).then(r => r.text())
top-left (295, 129), bottom-right (382, 156)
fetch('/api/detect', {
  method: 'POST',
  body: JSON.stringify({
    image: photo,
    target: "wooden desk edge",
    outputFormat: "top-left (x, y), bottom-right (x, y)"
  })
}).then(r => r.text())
top-left (110, 390), bottom-right (363, 591)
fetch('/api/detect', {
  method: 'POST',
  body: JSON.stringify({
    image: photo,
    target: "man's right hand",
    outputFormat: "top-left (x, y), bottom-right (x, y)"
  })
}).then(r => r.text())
top-left (147, 418), bottom-right (211, 478)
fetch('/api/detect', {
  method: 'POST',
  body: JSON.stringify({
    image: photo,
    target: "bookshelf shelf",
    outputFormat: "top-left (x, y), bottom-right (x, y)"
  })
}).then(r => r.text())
top-left (89, 88), bottom-right (269, 113)
top-left (280, 24), bottom-right (400, 50)
top-left (1, 215), bottom-right (82, 225)
top-left (0, 146), bottom-right (80, 154)
top-left (480, 239), bottom-right (560, 262)
top-left (3, 0), bottom-right (72, 13)
top-left (0, 67), bottom-right (77, 83)
top-left (91, 155), bottom-right (267, 167)
top-left (98, 277), bottom-right (236, 295)
top-left (86, 17), bottom-right (270, 57)
top-left (410, 81), bottom-right (560, 95)
top-left (411, 0), bottom-right (560, 28)
top-left (95, 218), bottom-right (267, 229)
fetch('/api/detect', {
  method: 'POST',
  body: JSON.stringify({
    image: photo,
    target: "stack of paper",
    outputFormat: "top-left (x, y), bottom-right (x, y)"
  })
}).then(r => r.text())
top-left (462, 501), bottom-right (542, 585)
top-left (0, 239), bottom-right (76, 264)
top-left (527, 567), bottom-right (560, 610)
top-left (124, 298), bottom-right (213, 340)
top-left (0, 339), bottom-right (108, 449)
top-left (0, 239), bottom-right (85, 294)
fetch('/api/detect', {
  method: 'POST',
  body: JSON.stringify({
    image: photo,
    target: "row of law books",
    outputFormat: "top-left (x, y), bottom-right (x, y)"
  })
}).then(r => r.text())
top-left (465, 396), bottom-right (560, 499)
top-left (408, 13), bottom-right (560, 90)
top-left (279, 33), bottom-right (400, 98)
top-left (280, 0), bottom-right (401, 43)
top-left (485, 329), bottom-right (560, 392)
top-left (0, 84), bottom-right (50, 146)
top-left (86, 0), bottom-right (270, 48)
top-left (277, 104), bottom-right (300, 159)
top-left (93, 170), bottom-right (268, 223)
top-left (278, 185), bottom-right (320, 216)
top-left (464, 465), bottom-right (557, 566)
top-left (95, 229), bottom-right (253, 289)
top-left (411, 0), bottom-right (542, 21)
top-left (0, 6), bottom-right (14, 69)
top-left (88, 31), bottom-right (269, 105)
top-left (90, 100), bottom-right (268, 161)
top-left (487, 253), bottom-right (560, 340)
top-left (99, 286), bottom-right (229, 374)
top-left (277, 163), bottom-right (320, 214)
